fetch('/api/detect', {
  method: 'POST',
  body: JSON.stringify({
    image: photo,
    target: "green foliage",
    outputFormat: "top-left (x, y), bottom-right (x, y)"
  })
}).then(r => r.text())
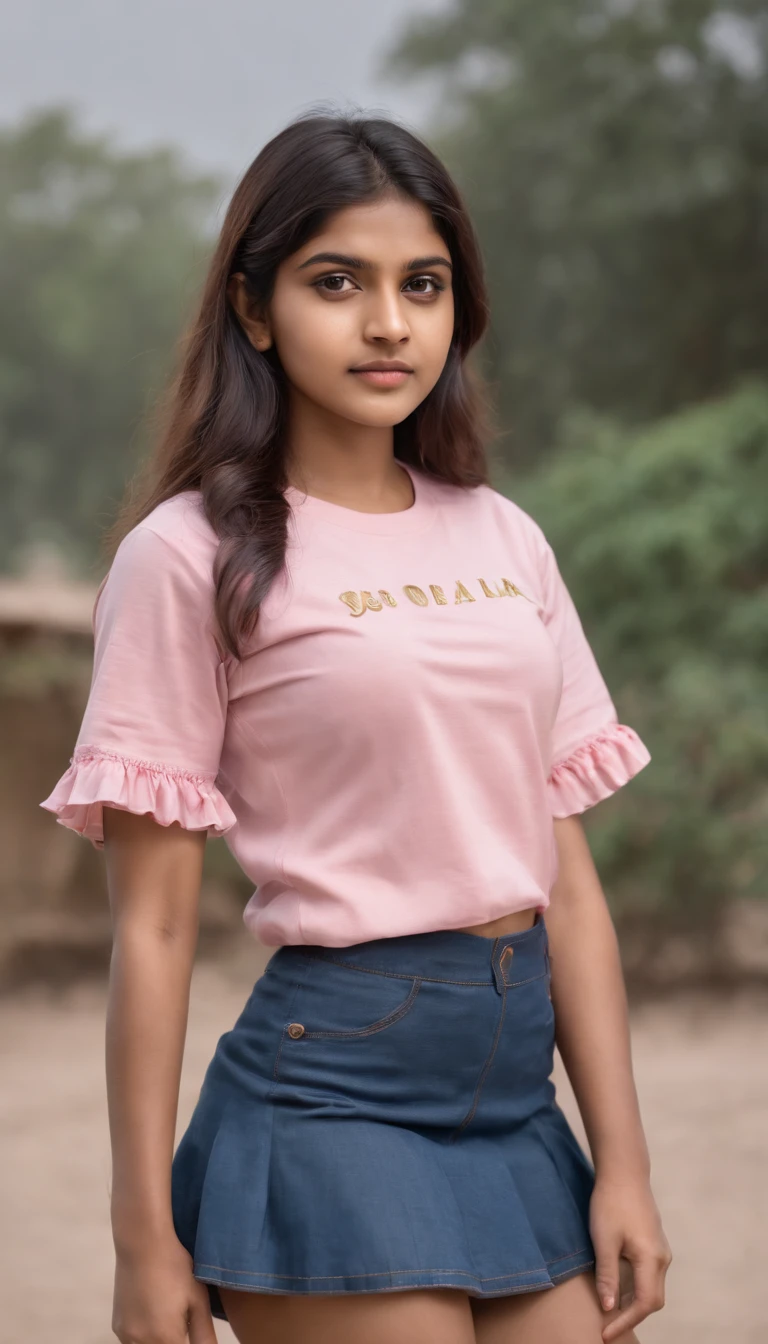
top-left (506, 383), bottom-right (768, 927)
top-left (382, 0), bottom-right (768, 463)
top-left (0, 107), bottom-right (222, 574)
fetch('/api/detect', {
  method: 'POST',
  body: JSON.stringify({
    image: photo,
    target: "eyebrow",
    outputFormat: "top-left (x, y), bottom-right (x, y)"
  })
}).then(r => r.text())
top-left (296, 251), bottom-right (453, 274)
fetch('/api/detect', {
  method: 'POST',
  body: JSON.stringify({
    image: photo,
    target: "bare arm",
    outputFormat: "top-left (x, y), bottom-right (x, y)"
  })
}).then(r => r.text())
top-left (546, 813), bottom-right (672, 1343)
top-left (546, 815), bottom-right (649, 1180)
top-left (103, 804), bottom-right (216, 1344)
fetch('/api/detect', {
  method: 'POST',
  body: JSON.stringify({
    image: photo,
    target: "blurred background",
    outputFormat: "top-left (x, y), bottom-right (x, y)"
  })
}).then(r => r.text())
top-left (1, 2), bottom-right (766, 1341)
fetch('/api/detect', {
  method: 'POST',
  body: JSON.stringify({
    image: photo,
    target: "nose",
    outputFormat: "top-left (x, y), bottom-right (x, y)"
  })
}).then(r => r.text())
top-left (362, 286), bottom-right (411, 345)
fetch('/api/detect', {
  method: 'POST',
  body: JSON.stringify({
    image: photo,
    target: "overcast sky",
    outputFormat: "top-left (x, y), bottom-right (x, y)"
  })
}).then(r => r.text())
top-left (0, 0), bottom-right (450, 185)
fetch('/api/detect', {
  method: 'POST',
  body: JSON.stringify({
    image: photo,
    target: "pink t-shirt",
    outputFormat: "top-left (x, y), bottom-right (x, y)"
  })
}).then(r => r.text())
top-left (40, 460), bottom-right (650, 946)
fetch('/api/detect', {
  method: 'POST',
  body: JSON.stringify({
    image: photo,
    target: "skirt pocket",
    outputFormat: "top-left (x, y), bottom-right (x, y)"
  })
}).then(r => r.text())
top-left (298, 977), bottom-right (421, 1039)
top-left (269, 961), bottom-right (499, 1130)
top-left (271, 954), bottom-right (422, 1041)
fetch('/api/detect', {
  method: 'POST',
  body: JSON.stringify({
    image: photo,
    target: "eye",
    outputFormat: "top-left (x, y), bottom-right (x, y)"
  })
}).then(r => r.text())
top-left (313, 274), bottom-right (357, 295)
top-left (405, 275), bottom-right (447, 295)
top-left (312, 273), bottom-right (447, 298)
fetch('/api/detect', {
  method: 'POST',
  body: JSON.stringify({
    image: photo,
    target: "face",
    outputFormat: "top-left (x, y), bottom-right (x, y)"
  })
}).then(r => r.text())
top-left (229, 194), bottom-right (455, 433)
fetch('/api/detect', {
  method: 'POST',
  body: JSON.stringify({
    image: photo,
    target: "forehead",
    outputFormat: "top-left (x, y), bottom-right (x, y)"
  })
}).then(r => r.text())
top-left (293, 197), bottom-right (445, 262)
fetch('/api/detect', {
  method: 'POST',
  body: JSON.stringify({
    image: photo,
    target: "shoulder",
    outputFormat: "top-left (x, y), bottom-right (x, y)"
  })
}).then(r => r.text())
top-left (132, 489), bottom-right (218, 563)
top-left (94, 491), bottom-right (219, 623)
top-left (116, 490), bottom-right (218, 579)
top-left (435, 475), bottom-right (552, 559)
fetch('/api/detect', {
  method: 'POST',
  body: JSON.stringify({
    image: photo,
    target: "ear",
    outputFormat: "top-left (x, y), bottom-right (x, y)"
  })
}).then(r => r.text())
top-left (227, 272), bottom-right (273, 351)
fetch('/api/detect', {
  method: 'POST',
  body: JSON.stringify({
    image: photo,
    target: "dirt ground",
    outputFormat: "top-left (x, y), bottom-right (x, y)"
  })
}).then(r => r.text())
top-left (2, 948), bottom-right (765, 1344)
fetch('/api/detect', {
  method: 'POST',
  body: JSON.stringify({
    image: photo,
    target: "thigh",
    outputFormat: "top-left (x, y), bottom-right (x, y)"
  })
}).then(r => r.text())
top-left (219, 1285), bottom-right (477, 1344)
top-left (471, 1270), bottom-right (641, 1344)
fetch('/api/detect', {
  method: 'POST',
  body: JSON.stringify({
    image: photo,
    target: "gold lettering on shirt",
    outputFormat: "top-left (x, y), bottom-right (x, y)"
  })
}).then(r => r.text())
top-left (403, 585), bottom-right (429, 607)
top-left (338, 577), bottom-right (534, 615)
top-left (501, 577), bottom-right (535, 601)
top-left (479, 578), bottom-right (501, 598)
top-left (338, 590), bottom-right (384, 617)
top-left (454, 581), bottom-right (476, 604)
top-left (338, 590), bottom-right (364, 616)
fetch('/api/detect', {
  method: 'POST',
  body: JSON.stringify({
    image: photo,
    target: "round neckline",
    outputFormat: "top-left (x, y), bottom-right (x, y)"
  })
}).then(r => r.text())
top-left (282, 460), bottom-right (433, 534)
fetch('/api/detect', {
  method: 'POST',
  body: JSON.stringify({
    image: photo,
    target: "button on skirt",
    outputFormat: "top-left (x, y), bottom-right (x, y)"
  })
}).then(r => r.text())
top-left (171, 913), bottom-right (596, 1322)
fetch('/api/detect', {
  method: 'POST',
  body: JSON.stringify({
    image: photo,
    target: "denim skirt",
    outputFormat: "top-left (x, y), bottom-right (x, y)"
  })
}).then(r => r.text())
top-left (171, 913), bottom-right (596, 1322)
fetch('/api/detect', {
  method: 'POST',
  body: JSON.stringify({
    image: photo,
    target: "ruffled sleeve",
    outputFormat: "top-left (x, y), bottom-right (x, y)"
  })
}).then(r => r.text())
top-left (547, 722), bottom-right (651, 819)
top-left (39, 518), bottom-right (238, 850)
top-left (532, 522), bottom-right (651, 817)
top-left (40, 745), bottom-right (237, 850)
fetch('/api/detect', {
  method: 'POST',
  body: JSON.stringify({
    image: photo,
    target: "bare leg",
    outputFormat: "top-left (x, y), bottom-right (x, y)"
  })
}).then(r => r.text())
top-left (471, 1271), bottom-right (641, 1343)
top-left (218, 1285), bottom-right (477, 1344)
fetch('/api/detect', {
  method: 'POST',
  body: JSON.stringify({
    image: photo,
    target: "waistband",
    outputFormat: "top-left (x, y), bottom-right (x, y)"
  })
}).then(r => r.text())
top-left (274, 912), bottom-right (549, 993)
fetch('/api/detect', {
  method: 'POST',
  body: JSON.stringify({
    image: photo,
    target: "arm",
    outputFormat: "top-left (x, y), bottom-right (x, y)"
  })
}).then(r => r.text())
top-left (104, 805), bottom-right (216, 1344)
top-left (545, 813), bottom-right (672, 1343)
top-left (38, 519), bottom-right (234, 1341)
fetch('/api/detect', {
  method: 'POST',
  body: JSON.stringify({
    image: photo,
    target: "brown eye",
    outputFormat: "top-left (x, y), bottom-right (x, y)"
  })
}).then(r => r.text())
top-left (405, 276), bottom-right (446, 295)
top-left (313, 273), bottom-right (446, 298)
top-left (314, 275), bottom-right (356, 294)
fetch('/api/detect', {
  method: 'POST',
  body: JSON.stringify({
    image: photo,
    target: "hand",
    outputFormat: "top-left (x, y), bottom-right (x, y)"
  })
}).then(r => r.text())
top-left (589, 1173), bottom-right (672, 1342)
top-left (112, 1236), bottom-right (217, 1344)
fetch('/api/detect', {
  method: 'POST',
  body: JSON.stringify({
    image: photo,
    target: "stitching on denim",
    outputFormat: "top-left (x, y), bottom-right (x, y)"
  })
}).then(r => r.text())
top-left (209, 1277), bottom-right (589, 1300)
top-left (299, 978), bottom-right (422, 1039)
top-left (449, 984), bottom-right (508, 1142)
top-left (295, 952), bottom-right (546, 988)
top-left (547, 1248), bottom-right (592, 1264)
top-left (272, 1030), bottom-right (286, 1083)
top-left (549, 1258), bottom-right (595, 1281)
top-left (295, 954), bottom-right (490, 985)
top-left (269, 979), bottom-right (305, 1089)
top-left (196, 1248), bottom-right (592, 1280)
top-left (502, 970), bottom-right (548, 989)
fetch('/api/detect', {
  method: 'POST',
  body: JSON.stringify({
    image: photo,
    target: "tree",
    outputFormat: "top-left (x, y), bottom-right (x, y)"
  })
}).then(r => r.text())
top-left (0, 107), bottom-right (222, 573)
top-left (508, 382), bottom-right (768, 953)
top-left (382, 1), bottom-right (768, 463)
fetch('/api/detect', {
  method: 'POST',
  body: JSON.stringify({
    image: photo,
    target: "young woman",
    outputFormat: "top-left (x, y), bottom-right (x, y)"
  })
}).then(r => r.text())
top-left (41, 111), bottom-right (671, 1344)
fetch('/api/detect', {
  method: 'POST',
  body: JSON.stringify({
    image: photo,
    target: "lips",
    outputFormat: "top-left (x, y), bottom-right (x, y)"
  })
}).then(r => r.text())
top-left (351, 363), bottom-right (413, 373)
top-left (351, 369), bottom-right (412, 386)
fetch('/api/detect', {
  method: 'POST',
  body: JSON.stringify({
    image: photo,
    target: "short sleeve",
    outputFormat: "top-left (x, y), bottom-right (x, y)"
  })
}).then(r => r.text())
top-left (536, 532), bottom-right (651, 818)
top-left (39, 524), bottom-right (237, 849)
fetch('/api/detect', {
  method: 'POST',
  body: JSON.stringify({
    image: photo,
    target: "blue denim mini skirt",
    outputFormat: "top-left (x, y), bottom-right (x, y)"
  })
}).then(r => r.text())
top-left (171, 913), bottom-right (596, 1322)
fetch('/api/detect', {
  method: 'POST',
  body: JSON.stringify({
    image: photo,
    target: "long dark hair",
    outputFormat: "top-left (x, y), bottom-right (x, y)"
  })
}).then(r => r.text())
top-left (104, 108), bottom-right (497, 660)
